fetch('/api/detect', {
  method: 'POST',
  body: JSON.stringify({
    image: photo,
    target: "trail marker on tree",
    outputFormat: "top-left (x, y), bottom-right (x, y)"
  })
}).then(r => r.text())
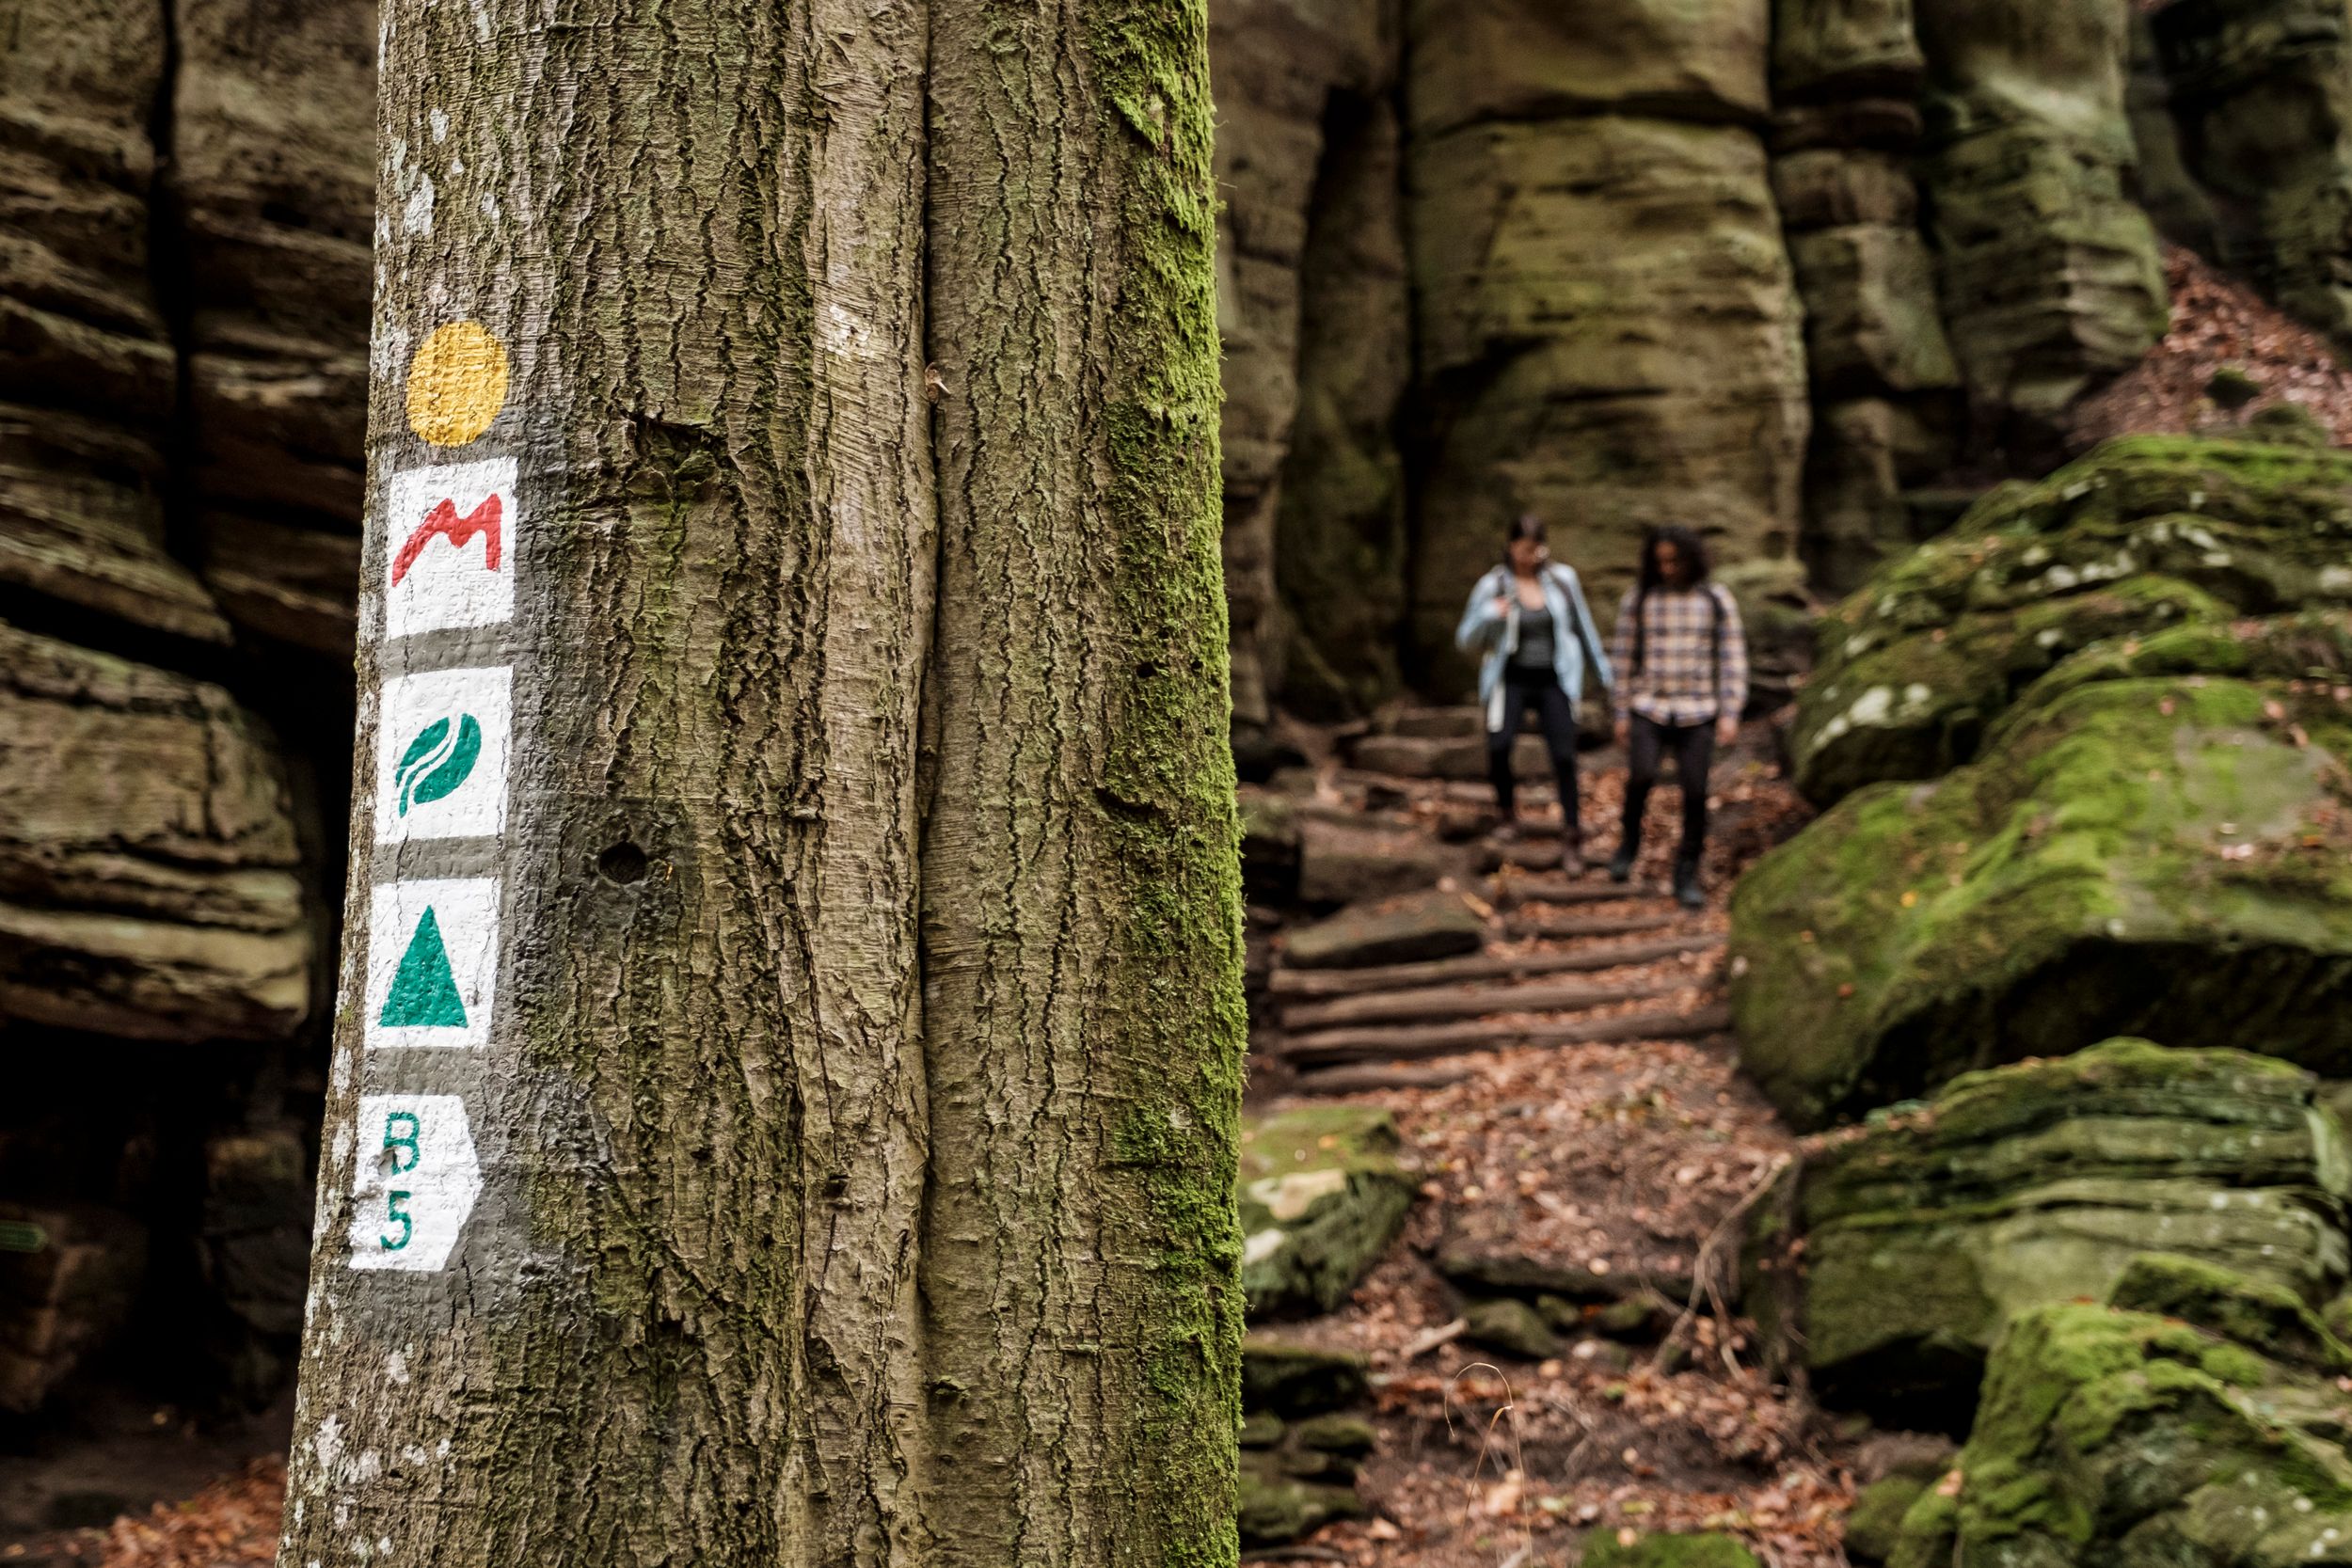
top-left (364, 880), bottom-right (500, 1047)
top-left (382, 457), bottom-right (519, 636)
top-left (371, 667), bottom-right (510, 844)
top-left (346, 1095), bottom-right (482, 1272)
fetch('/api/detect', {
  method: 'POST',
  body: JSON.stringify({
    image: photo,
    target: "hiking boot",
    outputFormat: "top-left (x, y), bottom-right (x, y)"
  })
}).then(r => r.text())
top-left (1673, 859), bottom-right (1705, 910)
top-left (1607, 844), bottom-right (1637, 883)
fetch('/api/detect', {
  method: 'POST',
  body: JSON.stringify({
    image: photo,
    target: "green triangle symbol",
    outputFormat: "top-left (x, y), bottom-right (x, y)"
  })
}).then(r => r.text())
top-left (380, 907), bottom-right (468, 1028)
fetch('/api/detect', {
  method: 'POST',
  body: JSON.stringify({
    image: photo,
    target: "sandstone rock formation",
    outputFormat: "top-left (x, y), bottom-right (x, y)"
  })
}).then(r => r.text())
top-left (1789, 437), bottom-right (2352, 806)
top-left (1890, 1255), bottom-right (2352, 1568)
top-left (1213, 0), bottom-right (1408, 739)
top-left (1738, 600), bottom-right (2352, 1127)
top-left (1750, 1041), bottom-right (2352, 1417)
top-left (1238, 1104), bottom-right (1416, 1317)
top-left (2155, 0), bottom-right (2352, 350)
top-left (0, 0), bottom-right (224, 641)
top-left (0, 1204), bottom-right (148, 1413)
top-left (175, 0), bottom-right (375, 656)
top-left (1772, 0), bottom-right (1963, 594)
top-left (1402, 0), bottom-right (1810, 682)
top-left (1915, 0), bottom-right (2167, 428)
top-left (0, 621), bottom-right (310, 1044)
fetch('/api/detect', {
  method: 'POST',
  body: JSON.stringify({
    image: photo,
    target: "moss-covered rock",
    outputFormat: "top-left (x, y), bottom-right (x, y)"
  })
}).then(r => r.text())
top-left (1739, 623), bottom-right (2352, 1123)
top-left (1582, 1529), bottom-right (1762, 1568)
top-left (1886, 1262), bottom-right (2352, 1568)
top-left (1239, 1106), bottom-right (1416, 1318)
top-left (1755, 1042), bottom-right (2352, 1420)
top-left (1235, 1336), bottom-right (1378, 1544)
top-left (1462, 1295), bottom-right (1564, 1360)
top-left (1241, 1336), bottom-right (1373, 1417)
top-left (1791, 436), bottom-right (2352, 805)
top-left (1237, 1457), bottom-right (1365, 1545)
top-left (2107, 1252), bottom-right (2352, 1374)
top-left (1845, 1474), bottom-right (1931, 1564)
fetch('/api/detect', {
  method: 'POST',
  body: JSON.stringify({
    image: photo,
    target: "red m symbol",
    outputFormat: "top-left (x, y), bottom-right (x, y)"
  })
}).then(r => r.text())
top-left (391, 495), bottom-right (503, 586)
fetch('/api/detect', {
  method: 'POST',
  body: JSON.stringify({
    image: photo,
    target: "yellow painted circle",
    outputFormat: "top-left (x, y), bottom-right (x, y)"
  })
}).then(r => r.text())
top-left (405, 322), bottom-right (510, 447)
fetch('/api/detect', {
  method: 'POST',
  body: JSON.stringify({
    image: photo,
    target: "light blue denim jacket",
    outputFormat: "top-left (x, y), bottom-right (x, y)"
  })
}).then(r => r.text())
top-left (1455, 562), bottom-right (1613, 732)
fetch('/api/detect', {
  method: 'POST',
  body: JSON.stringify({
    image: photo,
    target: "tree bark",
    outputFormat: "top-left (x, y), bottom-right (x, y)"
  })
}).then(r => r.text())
top-left (277, 0), bottom-right (1240, 1561)
top-left (919, 2), bottom-right (1244, 1560)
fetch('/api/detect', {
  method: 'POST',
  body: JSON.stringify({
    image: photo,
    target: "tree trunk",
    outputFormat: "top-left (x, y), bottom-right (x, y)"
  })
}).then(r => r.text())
top-left (276, 0), bottom-right (1241, 1561)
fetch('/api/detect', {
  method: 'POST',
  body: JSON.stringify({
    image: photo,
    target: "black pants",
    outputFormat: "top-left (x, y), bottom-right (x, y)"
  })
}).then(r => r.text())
top-left (1621, 714), bottom-right (1715, 864)
top-left (1488, 670), bottom-right (1581, 839)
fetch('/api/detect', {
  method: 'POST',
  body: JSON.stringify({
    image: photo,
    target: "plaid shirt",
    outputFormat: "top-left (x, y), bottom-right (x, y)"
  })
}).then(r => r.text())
top-left (1610, 585), bottom-right (1748, 726)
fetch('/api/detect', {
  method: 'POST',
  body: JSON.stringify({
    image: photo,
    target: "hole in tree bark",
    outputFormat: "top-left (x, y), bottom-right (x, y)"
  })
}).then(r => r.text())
top-left (597, 842), bottom-right (649, 884)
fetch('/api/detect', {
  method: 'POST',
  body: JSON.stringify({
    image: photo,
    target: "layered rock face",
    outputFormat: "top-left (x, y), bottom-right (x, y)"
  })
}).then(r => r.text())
top-left (1213, 0), bottom-right (1409, 736)
top-left (0, 623), bottom-right (310, 1043)
top-left (1789, 437), bottom-right (2352, 806)
top-left (175, 0), bottom-right (375, 656)
top-left (1402, 0), bottom-right (1810, 682)
top-left (0, 0), bottom-right (222, 641)
top-left (0, 0), bottom-right (340, 1416)
top-left (1915, 0), bottom-right (2168, 427)
top-left (1772, 0), bottom-right (1963, 594)
top-left (1750, 1041), bottom-right (2352, 1418)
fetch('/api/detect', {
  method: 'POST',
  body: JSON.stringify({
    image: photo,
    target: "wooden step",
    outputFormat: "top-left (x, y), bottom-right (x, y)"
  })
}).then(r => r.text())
top-left (1349, 732), bottom-right (1551, 782)
top-left (1502, 911), bottom-right (1681, 941)
top-left (1266, 935), bottom-right (1721, 1000)
top-left (1487, 876), bottom-right (1662, 909)
top-left (1285, 1062), bottom-right (1473, 1095)
top-left (1282, 977), bottom-right (1679, 1033)
top-left (1284, 1002), bottom-right (1735, 1068)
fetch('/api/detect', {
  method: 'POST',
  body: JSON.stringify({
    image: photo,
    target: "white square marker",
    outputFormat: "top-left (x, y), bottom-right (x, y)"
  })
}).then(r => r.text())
top-left (364, 879), bottom-right (500, 1051)
top-left (373, 665), bottom-right (513, 845)
top-left (382, 457), bottom-right (520, 639)
top-left (348, 1095), bottom-right (483, 1273)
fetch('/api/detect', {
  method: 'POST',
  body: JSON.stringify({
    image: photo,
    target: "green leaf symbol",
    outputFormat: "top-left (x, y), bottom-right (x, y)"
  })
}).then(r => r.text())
top-left (395, 713), bottom-right (483, 816)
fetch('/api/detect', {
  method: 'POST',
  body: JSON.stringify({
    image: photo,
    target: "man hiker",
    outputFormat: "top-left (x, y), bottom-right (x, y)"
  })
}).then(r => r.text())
top-left (1608, 526), bottom-right (1748, 910)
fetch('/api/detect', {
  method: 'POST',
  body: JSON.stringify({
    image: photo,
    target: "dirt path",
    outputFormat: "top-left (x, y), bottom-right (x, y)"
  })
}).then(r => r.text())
top-left (1237, 728), bottom-right (1855, 1566)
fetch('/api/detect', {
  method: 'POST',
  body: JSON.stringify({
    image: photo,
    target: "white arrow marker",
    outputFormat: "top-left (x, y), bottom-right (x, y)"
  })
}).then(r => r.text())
top-left (348, 1095), bottom-right (482, 1272)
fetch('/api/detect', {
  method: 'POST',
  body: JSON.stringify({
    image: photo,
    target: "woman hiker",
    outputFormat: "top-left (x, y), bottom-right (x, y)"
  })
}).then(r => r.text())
top-left (1608, 525), bottom-right (1749, 911)
top-left (1454, 515), bottom-right (1613, 874)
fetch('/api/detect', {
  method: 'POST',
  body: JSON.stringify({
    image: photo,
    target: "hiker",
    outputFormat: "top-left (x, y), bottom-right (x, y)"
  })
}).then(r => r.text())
top-left (1608, 526), bottom-right (1748, 910)
top-left (1454, 515), bottom-right (1613, 873)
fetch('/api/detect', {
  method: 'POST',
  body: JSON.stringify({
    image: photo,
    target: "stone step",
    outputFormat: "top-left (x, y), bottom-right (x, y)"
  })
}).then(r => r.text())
top-left (1385, 705), bottom-right (1484, 739)
top-left (1286, 1062), bottom-right (1472, 1095)
top-left (1266, 934), bottom-right (1721, 1000)
top-left (1296, 817), bottom-right (1474, 907)
top-left (1284, 1001), bottom-right (1735, 1068)
top-left (1280, 891), bottom-right (1486, 971)
top-left (1281, 976), bottom-right (1681, 1033)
